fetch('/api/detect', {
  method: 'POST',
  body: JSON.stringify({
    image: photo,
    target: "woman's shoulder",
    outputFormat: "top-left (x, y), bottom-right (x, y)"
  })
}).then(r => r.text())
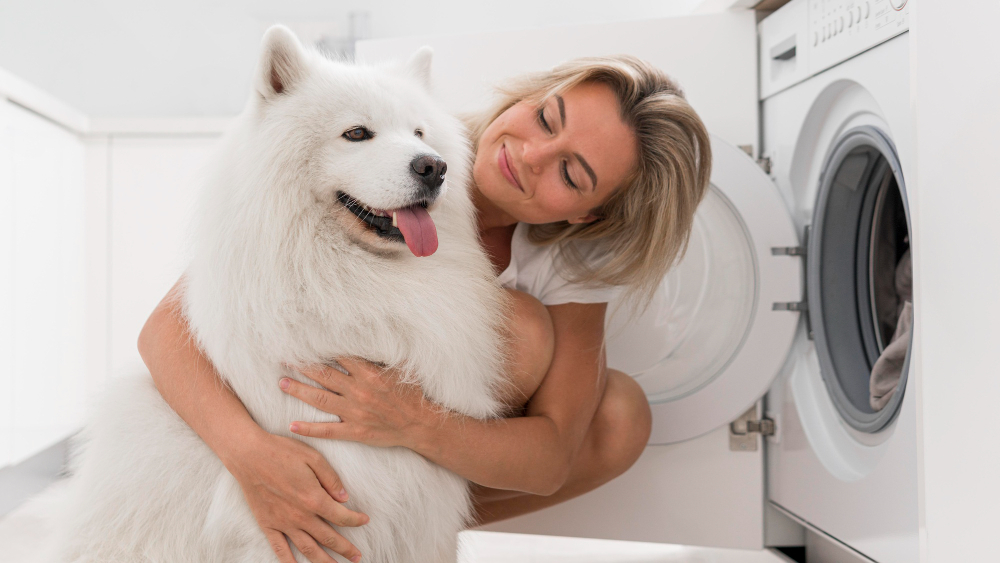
top-left (498, 223), bottom-right (621, 306)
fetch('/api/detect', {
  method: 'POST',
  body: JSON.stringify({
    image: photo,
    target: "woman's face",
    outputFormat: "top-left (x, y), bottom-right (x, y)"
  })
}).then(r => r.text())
top-left (473, 81), bottom-right (638, 226)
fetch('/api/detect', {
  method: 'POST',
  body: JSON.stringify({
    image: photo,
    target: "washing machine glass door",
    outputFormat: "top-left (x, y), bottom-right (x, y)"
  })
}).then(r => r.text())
top-left (606, 136), bottom-right (801, 444)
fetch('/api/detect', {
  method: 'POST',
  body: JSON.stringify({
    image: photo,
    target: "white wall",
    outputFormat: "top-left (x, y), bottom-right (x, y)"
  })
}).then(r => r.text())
top-left (0, 0), bottom-right (703, 118)
top-left (910, 1), bottom-right (1000, 561)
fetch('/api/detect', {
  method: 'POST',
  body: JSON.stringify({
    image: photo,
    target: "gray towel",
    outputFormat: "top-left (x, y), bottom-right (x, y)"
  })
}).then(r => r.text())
top-left (870, 250), bottom-right (912, 411)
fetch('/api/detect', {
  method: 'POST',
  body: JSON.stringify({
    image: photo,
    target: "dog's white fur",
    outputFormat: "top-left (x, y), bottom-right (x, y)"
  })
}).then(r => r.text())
top-left (39, 26), bottom-right (508, 563)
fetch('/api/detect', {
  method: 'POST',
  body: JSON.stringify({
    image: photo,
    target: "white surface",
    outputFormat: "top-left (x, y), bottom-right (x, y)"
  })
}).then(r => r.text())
top-left (358, 12), bottom-right (761, 154)
top-left (0, 0), bottom-right (706, 118)
top-left (0, 100), bottom-right (88, 468)
top-left (484, 424), bottom-right (767, 550)
top-left (108, 136), bottom-right (219, 377)
top-left (761, 23), bottom-right (919, 563)
top-left (458, 532), bottom-right (789, 563)
top-left (82, 137), bottom-right (111, 399)
top-left (0, 67), bottom-right (88, 134)
top-left (910, 1), bottom-right (1000, 561)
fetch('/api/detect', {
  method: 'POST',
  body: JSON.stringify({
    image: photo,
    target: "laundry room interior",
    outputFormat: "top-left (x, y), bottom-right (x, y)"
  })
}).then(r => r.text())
top-left (0, 1), bottom-right (997, 562)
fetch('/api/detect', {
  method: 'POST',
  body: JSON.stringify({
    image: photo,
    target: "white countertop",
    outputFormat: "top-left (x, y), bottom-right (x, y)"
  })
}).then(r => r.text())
top-left (459, 531), bottom-right (793, 563)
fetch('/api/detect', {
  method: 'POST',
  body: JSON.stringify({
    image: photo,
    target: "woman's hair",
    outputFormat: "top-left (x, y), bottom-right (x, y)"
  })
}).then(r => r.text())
top-left (464, 55), bottom-right (712, 307)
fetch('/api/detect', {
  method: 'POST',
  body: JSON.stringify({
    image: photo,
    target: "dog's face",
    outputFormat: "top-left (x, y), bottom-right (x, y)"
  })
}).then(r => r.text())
top-left (251, 26), bottom-right (460, 258)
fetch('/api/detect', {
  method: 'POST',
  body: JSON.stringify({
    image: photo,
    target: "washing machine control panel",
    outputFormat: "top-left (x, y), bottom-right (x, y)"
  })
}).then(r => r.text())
top-left (809, 0), bottom-right (909, 75)
top-left (759, 0), bottom-right (910, 99)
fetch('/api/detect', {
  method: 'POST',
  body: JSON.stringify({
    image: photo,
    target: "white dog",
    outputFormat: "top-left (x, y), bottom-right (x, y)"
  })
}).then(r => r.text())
top-left (31, 25), bottom-right (508, 563)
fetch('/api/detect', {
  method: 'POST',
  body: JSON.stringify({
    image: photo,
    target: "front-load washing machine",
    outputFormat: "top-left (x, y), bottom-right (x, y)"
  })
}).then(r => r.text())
top-left (357, 2), bottom-right (914, 560)
top-left (761, 1), bottom-right (917, 562)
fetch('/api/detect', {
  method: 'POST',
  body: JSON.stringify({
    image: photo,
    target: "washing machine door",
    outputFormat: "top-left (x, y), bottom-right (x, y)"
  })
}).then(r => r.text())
top-left (606, 136), bottom-right (802, 445)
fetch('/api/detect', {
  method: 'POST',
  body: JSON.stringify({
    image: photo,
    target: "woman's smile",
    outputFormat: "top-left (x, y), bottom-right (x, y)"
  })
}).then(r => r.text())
top-left (499, 143), bottom-right (524, 193)
top-left (473, 81), bottom-right (637, 228)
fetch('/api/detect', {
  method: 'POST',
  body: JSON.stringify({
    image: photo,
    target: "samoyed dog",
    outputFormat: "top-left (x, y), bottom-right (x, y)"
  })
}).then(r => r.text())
top-left (20, 25), bottom-right (508, 563)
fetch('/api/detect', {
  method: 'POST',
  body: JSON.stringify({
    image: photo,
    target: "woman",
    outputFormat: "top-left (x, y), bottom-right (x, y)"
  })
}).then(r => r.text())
top-left (138, 55), bottom-right (710, 563)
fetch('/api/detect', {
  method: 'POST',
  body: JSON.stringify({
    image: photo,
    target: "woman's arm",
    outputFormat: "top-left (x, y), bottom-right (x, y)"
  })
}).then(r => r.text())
top-left (137, 279), bottom-right (368, 563)
top-left (284, 301), bottom-right (608, 496)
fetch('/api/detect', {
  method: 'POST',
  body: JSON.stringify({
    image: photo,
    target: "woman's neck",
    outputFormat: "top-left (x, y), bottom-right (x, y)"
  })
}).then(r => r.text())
top-left (471, 185), bottom-right (518, 234)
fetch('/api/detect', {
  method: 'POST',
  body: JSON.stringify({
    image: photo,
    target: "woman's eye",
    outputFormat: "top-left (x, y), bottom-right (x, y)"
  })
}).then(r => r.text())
top-left (343, 127), bottom-right (373, 141)
top-left (561, 161), bottom-right (578, 190)
top-left (537, 108), bottom-right (552, 133)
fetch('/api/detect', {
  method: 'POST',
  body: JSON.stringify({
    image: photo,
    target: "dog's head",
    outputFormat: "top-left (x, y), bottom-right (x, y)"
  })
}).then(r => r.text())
top-left (249, 25), bottom-right (464, 258)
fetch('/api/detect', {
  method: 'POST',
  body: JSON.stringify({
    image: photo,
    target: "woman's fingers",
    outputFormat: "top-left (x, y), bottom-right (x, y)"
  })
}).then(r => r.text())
top-left (306, 517), bottom-right (365, 562)
top-left (264, 529), bottom-right (298, 563)
top-left (281, 377), bottom-right (348, 414)
top-left (313, 494), bottom-right (370, 528)
top-left (293, 362), bottom-right (354, 389)
top-left (335, 356), bottom-right (380, 381)
top-left (288, 530), bottom-right (341, 563)
top-left (304, 451), bottom-right (351, 503)
top-left (291, 420), bottom-right (356, 441)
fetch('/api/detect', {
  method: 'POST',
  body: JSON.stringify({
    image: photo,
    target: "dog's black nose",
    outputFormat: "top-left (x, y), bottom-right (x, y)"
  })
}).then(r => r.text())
top-left (410, 154), bottom-right (447, 195)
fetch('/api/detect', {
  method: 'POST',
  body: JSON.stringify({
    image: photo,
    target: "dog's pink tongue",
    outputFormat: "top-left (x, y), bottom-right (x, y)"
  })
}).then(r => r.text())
top-left (395, 206), bottom-right (438, 257)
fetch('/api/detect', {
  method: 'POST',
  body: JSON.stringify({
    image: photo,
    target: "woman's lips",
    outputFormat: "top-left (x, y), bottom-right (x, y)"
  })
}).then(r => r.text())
top-left (499, 144), bottom-right (523, 192)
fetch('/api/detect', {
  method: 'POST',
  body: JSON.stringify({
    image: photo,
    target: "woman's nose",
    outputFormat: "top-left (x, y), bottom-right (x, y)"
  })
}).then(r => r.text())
top-left (521, 138), bottom-right (557, 174)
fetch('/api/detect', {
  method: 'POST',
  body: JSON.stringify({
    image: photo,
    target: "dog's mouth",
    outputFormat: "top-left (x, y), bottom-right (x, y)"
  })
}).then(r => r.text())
top-left (337, 191), bottom-right (438, 257)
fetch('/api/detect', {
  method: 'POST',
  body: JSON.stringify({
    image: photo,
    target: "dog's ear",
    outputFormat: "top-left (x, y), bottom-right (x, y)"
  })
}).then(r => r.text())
top-left (255, 25), bottom-right (307, 100)
top-left (404, 46), bottom-right (433, 91)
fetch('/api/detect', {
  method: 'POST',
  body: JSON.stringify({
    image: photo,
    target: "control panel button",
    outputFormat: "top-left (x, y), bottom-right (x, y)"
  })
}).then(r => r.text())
top-left (865, 1), bottom-right (871, 18)
top-left (856, 6), bottom-right (862, 22)
top-left (838, 16), bottom-right (844, 32)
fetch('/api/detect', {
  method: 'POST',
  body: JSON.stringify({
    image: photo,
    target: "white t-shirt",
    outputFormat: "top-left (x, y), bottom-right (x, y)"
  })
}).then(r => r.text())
top-left (496, 222), bottom-right (622, 306)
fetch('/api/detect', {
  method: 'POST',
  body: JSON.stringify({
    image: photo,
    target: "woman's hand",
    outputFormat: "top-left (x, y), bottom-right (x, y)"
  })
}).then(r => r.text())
top-left (280, 357), bottom-right (432, 449)
top-left (224, 430), bottom-right (370, 563)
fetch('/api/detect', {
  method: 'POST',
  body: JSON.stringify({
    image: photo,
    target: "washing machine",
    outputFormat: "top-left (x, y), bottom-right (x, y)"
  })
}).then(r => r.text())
top-left (761, 1), bottom-right (918, 562)
top-left (357, 3), bottom-right (916, 560)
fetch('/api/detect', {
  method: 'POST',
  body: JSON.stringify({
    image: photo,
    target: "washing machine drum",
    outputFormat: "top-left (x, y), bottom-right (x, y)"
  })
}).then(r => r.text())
top-left (809, 125), bottom-right (913, 433)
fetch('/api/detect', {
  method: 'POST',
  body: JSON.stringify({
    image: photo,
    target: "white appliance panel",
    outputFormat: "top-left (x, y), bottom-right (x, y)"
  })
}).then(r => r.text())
top-left (760, 0), bottom-right (911, 100)
top-left (762, 30), bottom-right (919, 563)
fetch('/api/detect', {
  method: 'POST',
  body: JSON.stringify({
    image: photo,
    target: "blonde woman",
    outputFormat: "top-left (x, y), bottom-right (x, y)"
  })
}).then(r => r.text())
top-left (139, 55), bottom-right (710, 563)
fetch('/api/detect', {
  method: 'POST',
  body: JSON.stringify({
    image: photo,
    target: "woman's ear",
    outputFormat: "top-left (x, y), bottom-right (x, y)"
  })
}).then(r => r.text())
top-left (567, 213), bottom-right (602, 225)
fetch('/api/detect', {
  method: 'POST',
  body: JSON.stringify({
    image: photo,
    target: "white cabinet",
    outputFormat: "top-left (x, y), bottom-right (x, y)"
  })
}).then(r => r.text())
top-left (0, 92), bottom-right (220, 470)
top-left (107, 136), bottom-right (218, 378)
top-left (0, 99), bottom-right (87, 467)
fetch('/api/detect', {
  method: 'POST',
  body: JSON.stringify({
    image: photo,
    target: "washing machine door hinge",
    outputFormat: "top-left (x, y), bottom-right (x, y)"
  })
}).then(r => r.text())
top-left (729, 405), bottom-right (776, 452)
top-left (770, 226), bottom-right (814, 339)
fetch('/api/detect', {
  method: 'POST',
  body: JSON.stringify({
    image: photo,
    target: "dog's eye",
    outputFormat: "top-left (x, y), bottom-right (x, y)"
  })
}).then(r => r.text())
top-left (414, 129), bottom-right (424, 138)
top-left (343, 127), bottom-right (373, 142)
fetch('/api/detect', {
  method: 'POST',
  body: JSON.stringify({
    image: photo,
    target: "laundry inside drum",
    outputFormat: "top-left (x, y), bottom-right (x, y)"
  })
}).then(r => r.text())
top-left (605, 185), bottom-right (757, 404)
top-left (810, 127), bottom-right (913, 433)
top-left (865, 165), bottom-right (912, 412)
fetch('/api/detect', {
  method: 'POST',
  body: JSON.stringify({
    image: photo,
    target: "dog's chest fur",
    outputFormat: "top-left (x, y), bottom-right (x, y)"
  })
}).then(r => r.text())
top-left (183, 165), bottom-right (507, 431)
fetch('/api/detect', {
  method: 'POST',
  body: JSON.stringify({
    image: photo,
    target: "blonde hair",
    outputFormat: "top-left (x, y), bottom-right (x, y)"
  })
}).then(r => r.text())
top-left (465, 55), bottom-right (711, 307)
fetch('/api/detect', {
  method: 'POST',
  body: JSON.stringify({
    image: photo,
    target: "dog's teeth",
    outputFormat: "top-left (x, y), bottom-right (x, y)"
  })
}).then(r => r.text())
top-left (392, 212), bottom-right (397, 227)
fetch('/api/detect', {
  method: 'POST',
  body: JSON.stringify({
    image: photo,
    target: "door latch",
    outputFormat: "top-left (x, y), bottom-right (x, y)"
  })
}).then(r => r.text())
top-left (729, 405), bottom-right (776, 452)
